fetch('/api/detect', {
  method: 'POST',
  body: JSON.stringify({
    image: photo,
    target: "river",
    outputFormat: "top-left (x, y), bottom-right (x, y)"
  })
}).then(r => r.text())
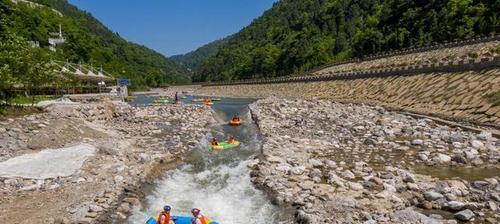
top-left (126, 96), bottom-right (292, 224)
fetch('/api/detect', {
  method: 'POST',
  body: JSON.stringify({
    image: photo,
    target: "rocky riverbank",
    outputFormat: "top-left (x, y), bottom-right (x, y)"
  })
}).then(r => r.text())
top-left (249, 97), bottom-right (499, 223)
top-left (0, 98), bottom-right (215, 223)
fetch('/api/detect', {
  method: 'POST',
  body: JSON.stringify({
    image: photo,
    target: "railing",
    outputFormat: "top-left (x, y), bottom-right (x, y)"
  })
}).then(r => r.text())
top-left (4, 86), bottom-right (109, 96)
top-left (197, 33), bottom-right (500, 86)
top-left (201, 56), bottom-right (500, 86)
top-left (297, 33), bottom-right (500, 77)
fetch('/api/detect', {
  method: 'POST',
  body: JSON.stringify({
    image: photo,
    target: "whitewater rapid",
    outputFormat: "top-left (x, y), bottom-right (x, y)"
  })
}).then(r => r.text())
top-left (127, 160), bottom-right (287, 224)
top-left (127, 98), bottom-right (291, 224)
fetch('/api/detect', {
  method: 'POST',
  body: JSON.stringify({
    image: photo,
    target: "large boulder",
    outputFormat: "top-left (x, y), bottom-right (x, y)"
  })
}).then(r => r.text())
top-left (411, 139), bottom-right (424, 146)
top-left (341, 170), bottom-right (356, 180)
top-left (424, 191), bottom-right (444, 201)
top-left (433, 153), bottom-right (451, 164)
top-left (446, 201), bottom-right (465, 211)
top-left (454, 209), bottom-right (474, 221)
top-left (394, 207), bottom-right (440, 224)
top-left (470, 140), bottom-right (484, 149)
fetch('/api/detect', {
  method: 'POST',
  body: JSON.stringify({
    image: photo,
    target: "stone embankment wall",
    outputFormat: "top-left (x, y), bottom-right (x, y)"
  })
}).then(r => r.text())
top-left (202, 38), bottom-right (499, 87)
top-left (196, 68), bottom-right (500, 127)
top-left (194, 39), bottom-right (500, 127)
top-left (312, 40), bottom-right (499, 76)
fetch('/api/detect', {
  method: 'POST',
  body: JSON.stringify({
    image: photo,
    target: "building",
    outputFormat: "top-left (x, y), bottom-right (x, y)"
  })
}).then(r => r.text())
top-left (48, 24), bottom-right (65, 52)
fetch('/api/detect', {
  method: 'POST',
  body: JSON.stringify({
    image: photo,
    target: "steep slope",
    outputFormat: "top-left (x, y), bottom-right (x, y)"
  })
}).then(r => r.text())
top-left (170, 37), bottom-right (230, 72)
top-left (197, 0), bottom-right (499, 81)
top-left (1, 0), bottom-right (190, 88)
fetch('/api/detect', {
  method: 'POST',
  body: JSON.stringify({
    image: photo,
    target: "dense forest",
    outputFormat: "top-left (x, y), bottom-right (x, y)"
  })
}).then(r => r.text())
top-left (170, 37), bottom-right (230, 72)
top-left (196, 0), bottom-right (500, 81)
top-left (0, 0), bottom-right (190, 89)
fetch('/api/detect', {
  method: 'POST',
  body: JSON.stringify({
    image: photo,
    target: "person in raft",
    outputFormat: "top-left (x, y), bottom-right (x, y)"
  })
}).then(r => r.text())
top-left (231, 115), bottom-right (240, 122)
top-left (211, 137), bottom-right (219, 146)
top-left (227, 135), bottom-right (234, 144)
top-left (191, 208), bottom-right (211, 224)
top-left (157, 205), bottom-right (175, 224)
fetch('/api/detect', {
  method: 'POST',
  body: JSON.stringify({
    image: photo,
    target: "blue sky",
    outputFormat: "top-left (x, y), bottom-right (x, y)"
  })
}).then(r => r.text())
top-left (68, 0), bottom-right (278, 57)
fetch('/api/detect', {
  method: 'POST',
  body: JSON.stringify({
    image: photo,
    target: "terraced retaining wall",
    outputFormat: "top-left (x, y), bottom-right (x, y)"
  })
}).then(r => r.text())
top-left (196, 68), bottom-right (500, 127)
top-left (193, 39), bottom-right (500, 127)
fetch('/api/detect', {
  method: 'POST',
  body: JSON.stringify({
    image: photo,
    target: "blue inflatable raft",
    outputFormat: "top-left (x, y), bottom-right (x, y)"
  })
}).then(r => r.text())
top-left (146, 216), bottom-right (219, 224)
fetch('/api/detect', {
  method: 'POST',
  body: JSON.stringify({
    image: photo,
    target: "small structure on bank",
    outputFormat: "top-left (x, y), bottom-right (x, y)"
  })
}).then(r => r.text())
top-left (48, 24), bottom-right (66, 52)
top-left (52, 61), bottom-right (116, 94)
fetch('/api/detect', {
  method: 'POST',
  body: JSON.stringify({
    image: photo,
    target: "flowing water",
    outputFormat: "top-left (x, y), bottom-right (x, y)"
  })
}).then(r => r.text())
top-left (127, 97), bottom-right (292, 224)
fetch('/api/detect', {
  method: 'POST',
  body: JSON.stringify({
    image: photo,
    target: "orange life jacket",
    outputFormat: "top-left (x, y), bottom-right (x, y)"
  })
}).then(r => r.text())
top-left (192, 215), bottom-right (208, 224)
top-left (157, 212), bottom-right (171, 224)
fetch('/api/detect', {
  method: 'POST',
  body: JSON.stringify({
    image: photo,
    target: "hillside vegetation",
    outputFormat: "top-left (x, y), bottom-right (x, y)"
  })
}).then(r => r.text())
top-left (170, 37), bottom-right (230, 72)
top-left (0, 0), bottom-right (190, 88)
top-left (196, 0), bottom-right (500, 81)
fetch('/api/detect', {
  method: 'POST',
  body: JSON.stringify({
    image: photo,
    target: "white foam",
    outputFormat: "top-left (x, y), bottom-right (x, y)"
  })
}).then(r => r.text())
top-left (128, 160), bottom-right (286, 224)
top-left (127, 104), bottom-right (289, 224)
top-left (0, 143), bottom-right (96, 179)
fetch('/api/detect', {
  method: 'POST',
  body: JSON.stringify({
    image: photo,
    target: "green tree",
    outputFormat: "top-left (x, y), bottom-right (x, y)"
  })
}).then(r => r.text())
top-left (193, 0), bottom-right (499, 81)
top-left (0, 34), bottom-right (27, 101)
top-left (3, 0), bottom-right (189, 89)
top-left (22, 48), bottom-right (58, 105)
top-left (0, 34), bottom-right (57, 104)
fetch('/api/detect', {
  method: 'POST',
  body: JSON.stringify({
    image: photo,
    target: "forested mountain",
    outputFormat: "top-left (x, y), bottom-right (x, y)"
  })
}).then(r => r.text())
top-left (0, 0), bottom-right (190, 88)
top-left (197, 0), bottom-right (500, 81)
top-left (170, 37), bottom-right (230, 72)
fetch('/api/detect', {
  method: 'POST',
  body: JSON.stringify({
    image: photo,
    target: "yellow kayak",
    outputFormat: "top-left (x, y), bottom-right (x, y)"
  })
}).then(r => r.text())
top-left (211, 140), bottom-right (240, 150)
top-left (229, 120), bottom-right (242, 126)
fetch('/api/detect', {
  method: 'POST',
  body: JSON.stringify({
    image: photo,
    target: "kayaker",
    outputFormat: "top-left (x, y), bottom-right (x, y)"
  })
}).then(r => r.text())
top-left (191, 208), bottom-right (209, 224)
top-left (211, 138), bottom-right (219, 146)
top-left (157, 205), bottom-right (175, 224)
top-left (227, 135), bottom-right (234, 144)
top-left (232, 115), bottom-right (240, 122)
top-left (203, 98), bottom-right (212, 104)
